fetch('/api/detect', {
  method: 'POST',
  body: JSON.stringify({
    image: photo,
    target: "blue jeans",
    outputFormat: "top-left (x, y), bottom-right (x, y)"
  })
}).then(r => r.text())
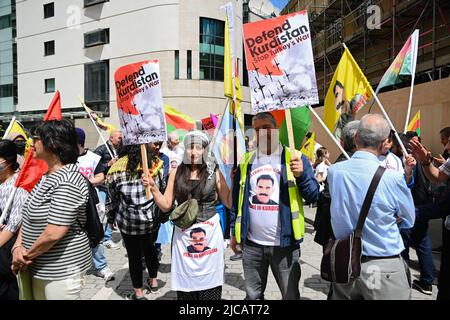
top-left (92, 244), bottom-right (107, 272)
top-left (97, 190), bottom-right (112, 242)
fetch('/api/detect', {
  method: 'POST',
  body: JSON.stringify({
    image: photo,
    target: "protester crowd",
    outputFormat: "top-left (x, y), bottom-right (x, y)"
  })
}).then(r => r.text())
top-left (0, 113), bottom-right (449, 301)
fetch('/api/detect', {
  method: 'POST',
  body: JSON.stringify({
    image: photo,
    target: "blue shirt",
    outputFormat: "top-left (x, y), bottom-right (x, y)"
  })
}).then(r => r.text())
top-left (328, 151), bottom-right (415, 257)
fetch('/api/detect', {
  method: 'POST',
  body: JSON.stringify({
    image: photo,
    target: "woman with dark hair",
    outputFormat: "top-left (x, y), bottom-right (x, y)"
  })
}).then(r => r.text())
top-left (313, 147), bottom-right (331, 190)
top-left (0, 140), bottom-right (29, 300)
top-left (144, 130), bottom-right (232, 300)
top-left (106, 142), bottom-right (168, 300)
top-left (11, 119), bottom-right (91, 300)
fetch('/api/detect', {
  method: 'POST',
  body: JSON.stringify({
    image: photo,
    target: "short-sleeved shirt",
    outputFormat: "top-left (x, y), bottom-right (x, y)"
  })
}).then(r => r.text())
top-left (0, 172), bottom-right (29, 233)
top-left (21, 164), bottom-right (92, 280)
top-left (77, 150), bottom-right (103, 179)
top-left (439, 158), bottom-right (450, 177)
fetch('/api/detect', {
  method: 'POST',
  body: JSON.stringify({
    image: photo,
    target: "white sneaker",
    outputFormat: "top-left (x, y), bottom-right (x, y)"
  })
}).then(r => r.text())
top-left (96, 267), bottom-right (115, 282)
top-left (104, 240), bottom-right (120, 250)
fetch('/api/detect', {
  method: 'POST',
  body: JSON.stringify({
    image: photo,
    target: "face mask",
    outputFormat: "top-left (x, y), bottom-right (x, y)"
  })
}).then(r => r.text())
top-left (15, 141), bottom-right (26, 155)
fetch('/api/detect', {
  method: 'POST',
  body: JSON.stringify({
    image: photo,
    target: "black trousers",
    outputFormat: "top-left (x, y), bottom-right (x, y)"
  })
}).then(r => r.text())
top-left (0, 235), bottom-right (18, 300)
top-left (121, 232), bottom-right (159, 289)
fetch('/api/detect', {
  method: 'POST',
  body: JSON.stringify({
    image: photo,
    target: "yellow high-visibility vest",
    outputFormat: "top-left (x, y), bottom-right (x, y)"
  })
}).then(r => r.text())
top-left (235, 147), bottom-right (305, 244)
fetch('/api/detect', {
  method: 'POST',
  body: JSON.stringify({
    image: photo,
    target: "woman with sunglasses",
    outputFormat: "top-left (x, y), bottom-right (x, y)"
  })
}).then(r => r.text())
top-left (11, 120), bottom-right (92, 300)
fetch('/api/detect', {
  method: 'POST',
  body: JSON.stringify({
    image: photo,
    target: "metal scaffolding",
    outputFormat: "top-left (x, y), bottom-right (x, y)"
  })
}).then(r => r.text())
top-left (282, 0), bottom-right (450, 104)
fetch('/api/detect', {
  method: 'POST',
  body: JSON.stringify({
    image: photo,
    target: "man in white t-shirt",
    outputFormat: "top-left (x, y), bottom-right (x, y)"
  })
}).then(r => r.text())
top-left (161, 132), bottom-right (184, 160)
top-left (75, 128), bottom-right (115, 282)
top-left (230, 112), bottom-right (320, 300)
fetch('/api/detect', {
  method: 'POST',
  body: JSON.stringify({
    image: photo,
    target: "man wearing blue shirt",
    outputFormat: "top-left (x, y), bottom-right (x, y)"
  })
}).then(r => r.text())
top-left (230, 112), bottom-right (319, 300)
top-left (328, 114), bottom-right (415, 300)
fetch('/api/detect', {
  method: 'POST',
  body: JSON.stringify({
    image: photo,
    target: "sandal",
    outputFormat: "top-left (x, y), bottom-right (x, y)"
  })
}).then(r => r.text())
top-left (145, 279), bottom-right (159, 294)
top-left (124, 293), bottom-right (147, 300)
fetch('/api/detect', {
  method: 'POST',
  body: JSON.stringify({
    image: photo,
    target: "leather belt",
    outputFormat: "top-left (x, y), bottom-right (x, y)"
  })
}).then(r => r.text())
top-left (361, 254), bottom-right (400, 262)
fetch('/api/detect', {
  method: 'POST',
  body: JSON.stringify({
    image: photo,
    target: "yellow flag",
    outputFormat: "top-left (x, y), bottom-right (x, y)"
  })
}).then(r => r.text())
top-left (324, 46), bottom-right (373, 141)
top-left (223, 3), bottom-right (244, 130)
top-left (301, 132), bottom-right (315, 163)
top-left (82, 103), bottom-right (116, 134)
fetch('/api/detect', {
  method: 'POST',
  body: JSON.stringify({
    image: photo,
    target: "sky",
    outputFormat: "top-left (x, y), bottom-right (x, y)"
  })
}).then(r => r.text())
top-left (269, 0), bottom-right (289, 10)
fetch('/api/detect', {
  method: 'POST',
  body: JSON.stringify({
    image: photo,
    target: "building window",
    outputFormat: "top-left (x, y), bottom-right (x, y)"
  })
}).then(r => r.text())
top-left (0, 15), bottom-right (11, 30)
top-left (84, 60), bottom-right (109, 107)
top-left (84, 0), bottom-right (109, 8)
top-left (45, 78), bottom-right (55, 93)
top-left (44, 40), bottom-right (55, 56)
top-left (187, 50), bottom-right (192, 79)
top-left (174, 50), bottom-right (179, 79)
top-left (84, 29), bottom-right (109, 48)
top-left (43, 3), bottom-right (54, 19)
top-left (0, 84), bottom-right (13, 98)
top-left (199, 17), bottom-right (224, 81)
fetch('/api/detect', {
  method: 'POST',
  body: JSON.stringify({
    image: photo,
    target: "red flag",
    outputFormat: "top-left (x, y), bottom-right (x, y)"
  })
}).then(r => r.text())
top-left (14, 152), bottom-right (47, 193)
top-left (44, 90), bottom-right (62, 121)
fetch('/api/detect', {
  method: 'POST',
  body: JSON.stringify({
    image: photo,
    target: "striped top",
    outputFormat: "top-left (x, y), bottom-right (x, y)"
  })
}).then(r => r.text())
top-left (21, 164), bottom-right (92, 280)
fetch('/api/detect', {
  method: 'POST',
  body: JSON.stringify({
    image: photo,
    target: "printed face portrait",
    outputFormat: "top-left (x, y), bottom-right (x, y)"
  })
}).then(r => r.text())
top-left (189, 229), bottom-right (207, 253)
top-left (334, 82), bottom-right (345, 113)
top-left (256, 175), bottom-right (275, 204)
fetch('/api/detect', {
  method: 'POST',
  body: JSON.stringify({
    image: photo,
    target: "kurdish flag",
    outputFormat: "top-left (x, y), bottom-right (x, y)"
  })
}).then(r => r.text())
top-left (407, 110), bottom-right (420, 136)
top-left (271, 107), bottom-right (311, 150)
top-left (375, 30), bottom-right (419, 93)
top-left (164, 104), bottom-right (195, 141)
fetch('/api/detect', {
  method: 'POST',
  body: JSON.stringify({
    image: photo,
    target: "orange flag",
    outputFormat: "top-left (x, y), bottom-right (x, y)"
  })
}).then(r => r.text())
top-left (43, 90), bottom-right (62, 121)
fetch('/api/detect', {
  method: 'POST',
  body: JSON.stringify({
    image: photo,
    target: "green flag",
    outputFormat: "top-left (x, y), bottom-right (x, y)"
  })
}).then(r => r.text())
top-left (279, 107), bottom-right (311, 150)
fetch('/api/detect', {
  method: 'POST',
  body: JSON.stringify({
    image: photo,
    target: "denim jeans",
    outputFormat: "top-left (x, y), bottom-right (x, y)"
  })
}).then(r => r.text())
top-left (97, 190), bottom-right (112, 242)
top-left (92, 244), bottom-right (107, 272)
top-left (242, 240), bottom-right (301, 300)
top-left (400, 207), bottom-right (437, 286)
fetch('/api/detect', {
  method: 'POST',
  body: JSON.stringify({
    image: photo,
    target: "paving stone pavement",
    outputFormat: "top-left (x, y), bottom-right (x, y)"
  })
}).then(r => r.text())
top-left (80, 206), bottom-right (439, 300)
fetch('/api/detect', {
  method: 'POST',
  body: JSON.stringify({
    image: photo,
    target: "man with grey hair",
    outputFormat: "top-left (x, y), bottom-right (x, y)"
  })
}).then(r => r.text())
top-left (327, 114), bottom-right (415, 300)
top-left (161, 132), bottom-right (184, 160)
top-left (230, 112), bottom-right (319, 300)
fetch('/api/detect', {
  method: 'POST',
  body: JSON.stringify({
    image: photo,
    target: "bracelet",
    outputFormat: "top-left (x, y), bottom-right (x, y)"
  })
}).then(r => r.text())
top-left (11, 245), bottom-right (23, 255)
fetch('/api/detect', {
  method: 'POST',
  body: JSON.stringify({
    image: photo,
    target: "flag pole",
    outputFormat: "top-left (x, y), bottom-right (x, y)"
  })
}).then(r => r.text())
top-left (370, 89), bottom-right (409, 155)
top-left (308, 106), bottom-right (350, 160)
top-left (403, 72), bottom-right (416, 133)
top-left (2, 116), bottom-right (16, 139)
top-left (78, 96), bottom-right (116, 159)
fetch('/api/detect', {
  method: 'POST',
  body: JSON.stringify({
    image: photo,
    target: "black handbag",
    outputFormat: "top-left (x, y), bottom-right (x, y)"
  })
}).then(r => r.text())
top-left (320, 166), bottom-right (386, 284)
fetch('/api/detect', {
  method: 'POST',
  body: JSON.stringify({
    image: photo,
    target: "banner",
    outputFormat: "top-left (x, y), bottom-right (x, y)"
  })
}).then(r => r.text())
top-left (243, 10), bottom-right (319, 113)
top-left (114, 60), bottom-right (167, 145)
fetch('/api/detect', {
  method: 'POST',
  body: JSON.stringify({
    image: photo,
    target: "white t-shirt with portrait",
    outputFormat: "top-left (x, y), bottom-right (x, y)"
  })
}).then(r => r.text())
top-left (247, 146), bottom-right (282, 246)
top-left (379, 151), bottom-right (404, 173)
top-left (315, 161), bottom-right (330, 192)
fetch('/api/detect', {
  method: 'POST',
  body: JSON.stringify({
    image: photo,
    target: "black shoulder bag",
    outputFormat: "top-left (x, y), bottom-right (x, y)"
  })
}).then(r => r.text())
top-left (320, 166), bottom-right (386, 284)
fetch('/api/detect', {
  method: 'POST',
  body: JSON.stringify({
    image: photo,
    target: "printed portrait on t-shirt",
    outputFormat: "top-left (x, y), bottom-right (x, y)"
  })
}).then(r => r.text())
top-left (251, 174), bottom-right (278, 205)
top-left (186, 227), bottom-right (211, 253)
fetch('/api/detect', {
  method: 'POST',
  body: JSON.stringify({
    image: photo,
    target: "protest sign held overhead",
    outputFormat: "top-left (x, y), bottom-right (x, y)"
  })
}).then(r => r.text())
top-left (243, 10), bottom-right (319, 113)
top-left (114, 60), bottom-right (167, 145)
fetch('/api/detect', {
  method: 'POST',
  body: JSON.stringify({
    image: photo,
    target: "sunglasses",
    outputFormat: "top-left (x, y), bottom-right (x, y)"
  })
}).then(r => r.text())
top-left (32, 135), bottom-right (41, 142)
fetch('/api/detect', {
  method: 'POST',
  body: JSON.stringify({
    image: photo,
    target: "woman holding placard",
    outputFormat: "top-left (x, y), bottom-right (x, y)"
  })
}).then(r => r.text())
top-left (143, 130), bottom-right (232, 300)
